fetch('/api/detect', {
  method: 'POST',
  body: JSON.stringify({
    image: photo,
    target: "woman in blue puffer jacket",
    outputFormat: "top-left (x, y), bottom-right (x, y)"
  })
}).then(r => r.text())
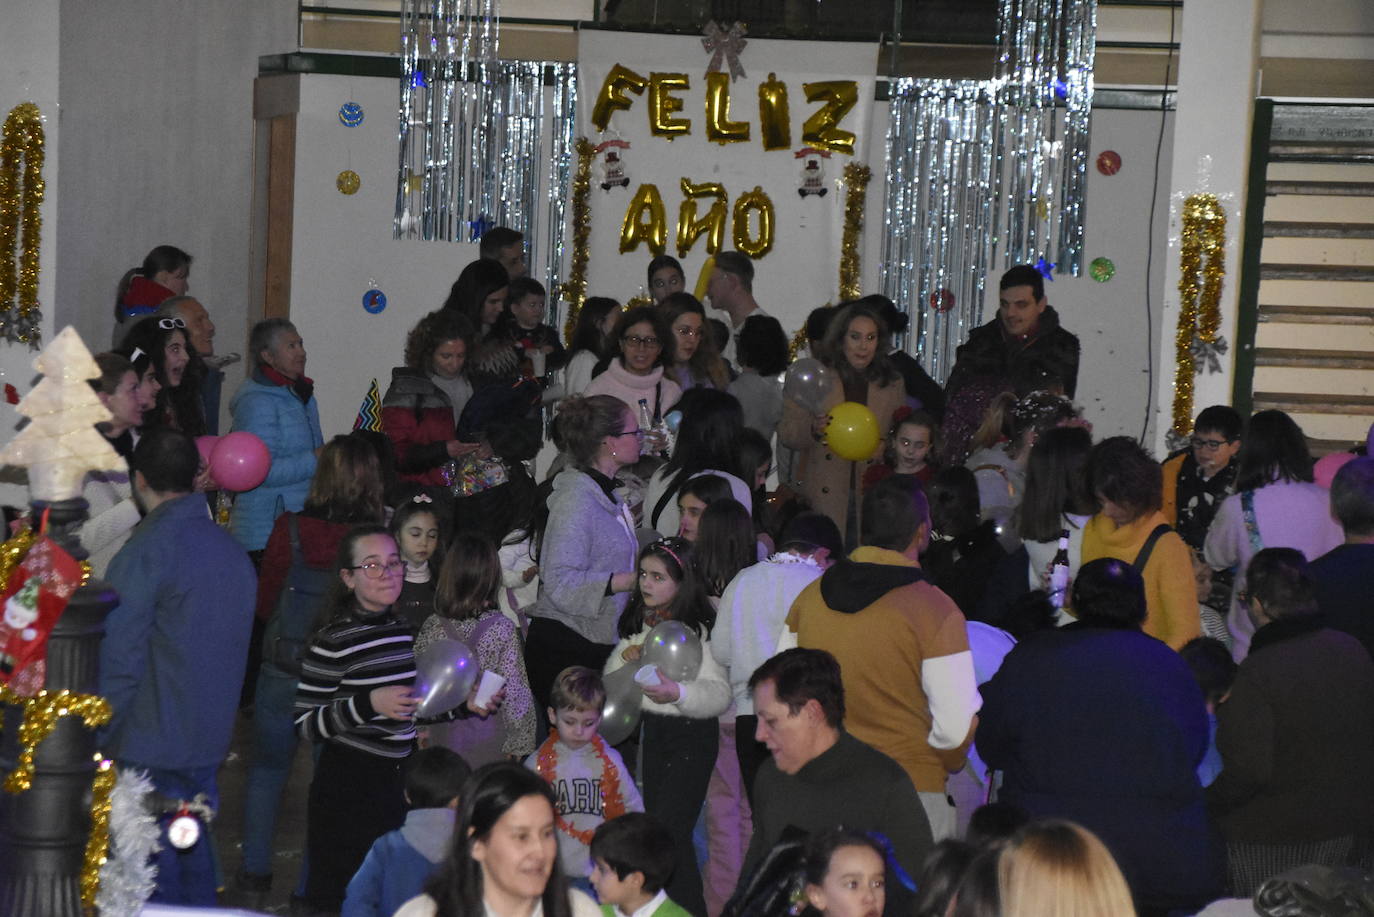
top-left (229, 318), bottom-right (325, 557)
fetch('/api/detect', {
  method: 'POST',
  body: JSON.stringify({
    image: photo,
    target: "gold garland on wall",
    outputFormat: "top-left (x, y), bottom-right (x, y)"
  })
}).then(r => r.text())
top-left (561, 138), bottom-right (596, 345)
top-left (0, 102), bottom-right (46, 346)
top-left (82, 758), bottom-right (116, 908)
top-left (1171, 193), bottom-right (1227, 436)
top-left (837, 162), bottom-right (872, 301)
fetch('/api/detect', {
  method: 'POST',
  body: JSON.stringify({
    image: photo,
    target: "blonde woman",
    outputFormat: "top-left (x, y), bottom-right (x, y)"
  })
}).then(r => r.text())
top-left (998, 821), bottom-right (1137, 917)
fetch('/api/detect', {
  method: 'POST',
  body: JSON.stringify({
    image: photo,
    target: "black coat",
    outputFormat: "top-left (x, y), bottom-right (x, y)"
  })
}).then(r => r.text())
top-left (944, 305), bottom-right (1080, 399)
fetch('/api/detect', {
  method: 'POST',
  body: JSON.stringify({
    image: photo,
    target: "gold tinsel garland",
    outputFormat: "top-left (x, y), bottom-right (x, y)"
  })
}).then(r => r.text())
top-left (0, 102), bottom-right (46, 346)
top-left (1172, 193), bottom-right (1227, 436)
top-left (837, 162), bottom-right (872, 301)
top-left (787, 324), bottom-right (809, 362)
top-left (82, 757), bottom-right (116, 908)
top-left (561, 138), bottom-right (596, 346)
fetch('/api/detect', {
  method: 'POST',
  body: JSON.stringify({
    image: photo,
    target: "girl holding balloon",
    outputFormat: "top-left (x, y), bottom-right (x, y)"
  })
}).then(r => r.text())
top-left (415, 532), bottom-right (535, 767)
top-left (604, 537), bottom-right (730, 917)
top-left (778, 301), bottom-right (905, 548)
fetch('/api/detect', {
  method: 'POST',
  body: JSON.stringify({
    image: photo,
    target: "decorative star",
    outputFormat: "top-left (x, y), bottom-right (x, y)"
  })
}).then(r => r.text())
top-left (468, 214), bottom-right (495, 242)
top-left (411, 69), bottom-right (428, 89)
top-left (1034, 257), bottom-right (1057, 281)
top-left (1050, 78), bottom-right (1068, 99)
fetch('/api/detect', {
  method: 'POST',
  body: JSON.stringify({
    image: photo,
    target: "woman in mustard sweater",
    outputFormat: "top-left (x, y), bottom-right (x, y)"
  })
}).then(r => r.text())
top-left (1081, 437), bottom-right (1200, 649)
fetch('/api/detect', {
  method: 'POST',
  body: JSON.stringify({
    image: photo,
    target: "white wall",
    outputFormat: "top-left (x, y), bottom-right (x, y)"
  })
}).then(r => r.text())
top-left (54, 0), bottom-right (297, 430)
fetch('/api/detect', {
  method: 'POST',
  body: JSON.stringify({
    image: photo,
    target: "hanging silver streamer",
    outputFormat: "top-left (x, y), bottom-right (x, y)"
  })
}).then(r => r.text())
top-left (994, 0), bottom-right (1097, 275)
top-left (881, 80), bottom-right (1000, 384)
top-left (543, 63), bottom-right (578, 323)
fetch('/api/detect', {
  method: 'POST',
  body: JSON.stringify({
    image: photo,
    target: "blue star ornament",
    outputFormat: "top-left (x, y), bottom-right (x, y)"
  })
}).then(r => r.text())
top-left (468, 214), bottom-right (495, 243)
top-left (1034, 257), bottom-right (1057, 281)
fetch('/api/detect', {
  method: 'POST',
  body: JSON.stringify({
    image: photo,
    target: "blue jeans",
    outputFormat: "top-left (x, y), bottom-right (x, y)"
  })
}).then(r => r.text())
top-left (138, 765), bottom-right (220, 906)
top-left (240, 664), bottom-right (301, 877)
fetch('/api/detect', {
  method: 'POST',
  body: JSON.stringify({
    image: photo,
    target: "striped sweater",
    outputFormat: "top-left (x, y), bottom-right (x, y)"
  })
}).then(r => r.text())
top-left (294, 609), bottom-right (418, 758)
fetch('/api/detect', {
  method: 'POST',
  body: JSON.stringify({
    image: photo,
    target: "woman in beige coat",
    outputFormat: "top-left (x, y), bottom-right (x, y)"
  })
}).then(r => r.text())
top-left (779, 300), bottom-right (906, 546)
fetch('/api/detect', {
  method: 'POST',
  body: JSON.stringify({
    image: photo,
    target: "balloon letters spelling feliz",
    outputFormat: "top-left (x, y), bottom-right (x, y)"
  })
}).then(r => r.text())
top-left (677, 178), bottom-right (728, 256)
top-left (705, 72), bottom-right (750, 145)
top-left (648, 73), bottom-right (691, 138)
top-left (620, 183), bottom-right (667, 255)
top-left (732, 187), bottom-right (775, 258)
top-left (801, 80), bottom-right (858, 155)
top-left (592, 64), bottom-right (648, 132)
top-left (757, 73), bottom-right (792, 151)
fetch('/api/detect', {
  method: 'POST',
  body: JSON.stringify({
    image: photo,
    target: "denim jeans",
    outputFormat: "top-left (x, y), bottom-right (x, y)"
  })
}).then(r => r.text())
top-left (240, 664), bottom-right (301, 877)
top-left (137, 765), bottom-right (220, 906)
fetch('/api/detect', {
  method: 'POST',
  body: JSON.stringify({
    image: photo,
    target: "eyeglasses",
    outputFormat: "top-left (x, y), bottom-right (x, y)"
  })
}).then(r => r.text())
top-left (674, 326), bottom-right (702, 339)
top-left (157, 318), bottom-right (187, 330)
top-left (1190, 437), bottom-right (1231, 451)
top-left (622, 335), bottom-right (661, 350)
top-left (610, 429), bottom-right (645, 441)
top-left (348, 559), bottom-right (405, 579)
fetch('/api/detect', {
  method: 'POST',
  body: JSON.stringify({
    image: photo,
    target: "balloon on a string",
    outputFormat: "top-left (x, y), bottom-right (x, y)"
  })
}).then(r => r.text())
top-left (782, 358), bottom-right (833, 414)
top-left (642, 620), bottom-right (703, 683)
top-left (195, 435), bottom-right (220, 469)
top-left (599, 663), bottom-right (644, 745)
top-left (413, 638), bottom-right (478, 719)
top-left (824, 402), bottom-right (880, 461)
top-left (1314, 451), bottom-right (1356, 490)
top-left (209, 432), bottom-right (271, 492)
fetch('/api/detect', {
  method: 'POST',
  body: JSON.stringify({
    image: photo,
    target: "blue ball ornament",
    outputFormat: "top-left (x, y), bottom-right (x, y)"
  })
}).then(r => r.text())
top-left (338, 102), bottom-right (365, 127)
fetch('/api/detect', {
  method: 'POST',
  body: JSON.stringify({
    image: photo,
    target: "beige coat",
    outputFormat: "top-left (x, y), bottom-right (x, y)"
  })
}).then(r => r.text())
top-left (778, 372), bottom-right (906, 537)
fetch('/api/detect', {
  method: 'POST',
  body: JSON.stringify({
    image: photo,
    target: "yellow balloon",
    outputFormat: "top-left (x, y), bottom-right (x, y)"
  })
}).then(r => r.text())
top-left (757, 72), bottom-right (792, 151)
top-left (732, 187), bottom-right (775, 259)
top-left (802, 80), bottom-right (859, 156)
top-left (620, 183), bottom-right (667, 256)
top-left (591, 64), bottom-right (648, 132)
top-left (648, 73), bottom-right (691, 139)
top-left (825, 401), bottom-right (881, 461)
top-left (677, 178), bottom-right (727, 257)
top-left (693, 256), bottom-right (716, 300)
top-left (704, 72), bottom-right (750, 145)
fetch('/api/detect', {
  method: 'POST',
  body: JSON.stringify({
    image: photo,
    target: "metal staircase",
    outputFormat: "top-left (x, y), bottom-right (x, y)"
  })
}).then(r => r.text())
top-left (1236, 102), bottom-right (1374, 455)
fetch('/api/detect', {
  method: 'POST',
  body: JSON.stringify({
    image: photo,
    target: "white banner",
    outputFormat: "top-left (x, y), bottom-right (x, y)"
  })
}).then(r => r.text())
top-left (577, 29), bottom-right (879, 341)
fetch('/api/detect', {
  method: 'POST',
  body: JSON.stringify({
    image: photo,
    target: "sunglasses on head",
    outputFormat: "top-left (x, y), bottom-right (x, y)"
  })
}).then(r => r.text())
top-left (157, 318), bottom-right (187, 330)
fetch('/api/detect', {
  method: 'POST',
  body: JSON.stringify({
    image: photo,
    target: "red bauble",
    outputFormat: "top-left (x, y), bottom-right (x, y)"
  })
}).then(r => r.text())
top-left (1096, 150), bottom-right (1122, 175)
top-left (929, 289), bottom-right (956, 313)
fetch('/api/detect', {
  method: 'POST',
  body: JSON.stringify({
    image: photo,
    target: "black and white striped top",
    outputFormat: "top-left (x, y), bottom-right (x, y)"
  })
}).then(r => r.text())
top-left (294, 609), bottom-right (417, 758)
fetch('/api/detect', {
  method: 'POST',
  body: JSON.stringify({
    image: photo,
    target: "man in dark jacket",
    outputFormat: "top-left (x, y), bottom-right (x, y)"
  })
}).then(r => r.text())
top-left (1310, 456), bottom-right (1374, 661)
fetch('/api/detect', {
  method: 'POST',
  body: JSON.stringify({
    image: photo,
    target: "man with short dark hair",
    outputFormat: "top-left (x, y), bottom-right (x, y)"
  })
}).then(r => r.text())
top-left (99, 427), bottom-right (257, 905)
top-left (786, 476), bottom-right (979, 840)
top-left (705, 250), bottom-right (766, 365)
top-left (1310, 456), bottom-right (1374, 661)
top-left (479, 226), bottom-right (527, 279)
top-left (740, 648), bottom-right (932, 917)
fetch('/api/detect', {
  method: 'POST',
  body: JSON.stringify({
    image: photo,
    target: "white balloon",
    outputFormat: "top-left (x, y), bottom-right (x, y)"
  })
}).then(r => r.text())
top-left (413, 638), bottom-right (478, 718)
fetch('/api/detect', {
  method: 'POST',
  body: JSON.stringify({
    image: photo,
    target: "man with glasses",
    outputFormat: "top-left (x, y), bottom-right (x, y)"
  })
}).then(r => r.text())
top-left (1162, 405), bottom-right (1243, 551)
top-left (99, 427), bottom-right (257, 905)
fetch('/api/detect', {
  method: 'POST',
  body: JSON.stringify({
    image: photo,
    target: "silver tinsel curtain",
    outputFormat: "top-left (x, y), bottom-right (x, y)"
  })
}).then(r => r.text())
top-left (395, 1), bottom-right (579, 299)
top-left (882, 0), bottom-right (1096, 380)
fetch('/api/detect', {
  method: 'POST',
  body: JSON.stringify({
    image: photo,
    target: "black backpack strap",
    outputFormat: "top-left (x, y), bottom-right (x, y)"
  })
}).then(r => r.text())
top-left (653, 380), bottom-right (663, 423)
top-left (1132, 523), bottom-right (1172, 572)
top-left (650, 479), bottom-right (678, 530)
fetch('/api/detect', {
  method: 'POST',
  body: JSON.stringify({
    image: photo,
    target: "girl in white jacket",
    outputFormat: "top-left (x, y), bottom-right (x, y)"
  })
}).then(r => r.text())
top-left (604, 536), bottom-right (728, 917)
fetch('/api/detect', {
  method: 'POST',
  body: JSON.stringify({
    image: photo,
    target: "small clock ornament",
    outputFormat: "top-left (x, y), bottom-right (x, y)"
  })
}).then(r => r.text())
top-left (167, 805), bottom-right (202, 850)
top-left (363, 289), bottom-right (387, 314)
top-left (339, 102), bottom-right (365, 127)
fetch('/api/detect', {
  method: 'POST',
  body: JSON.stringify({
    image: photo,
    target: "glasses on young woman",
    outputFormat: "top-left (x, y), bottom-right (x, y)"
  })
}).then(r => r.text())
top-left (622, 335), bottom-right (661, 350)
top-left (157, 317), bottom-right (187, 330)
top-left (348, 559), bottom-right (405, 579)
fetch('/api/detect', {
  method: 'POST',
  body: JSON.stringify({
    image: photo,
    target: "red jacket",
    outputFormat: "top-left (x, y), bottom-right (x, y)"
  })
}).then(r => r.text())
top-left (381, 367), bottom-right (459, 488)
top-left (255, 513), bottom-right (352, 620)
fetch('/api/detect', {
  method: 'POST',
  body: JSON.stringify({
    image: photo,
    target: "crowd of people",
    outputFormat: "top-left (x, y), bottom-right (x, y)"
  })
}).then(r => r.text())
top-left (76, 234), bottom-right (1374, 917)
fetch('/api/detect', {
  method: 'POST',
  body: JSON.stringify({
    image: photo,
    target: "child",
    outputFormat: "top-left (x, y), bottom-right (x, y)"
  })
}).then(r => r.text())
top-left (342, 746), bottom-right (471, 917)
top-left (1178, 636), bottom-right (1236, 788)
top-left (803, 829), bottom-right (888, 917)
top-left (864, 408), bottom-right (937, 490)
top-left (504, 277), bottom-right (568, 381)
top-left (605, 538), bottom-right (731, 917)
top-left (527, 666), bottom-right (644, 888)
top-left (416, 532), bottom-right (536, 767)
top-left (392, 495), bottom-right (444, 632)
top-left (675, 474), bottom-right (735, 543)
top-left (590, 814), bottom-right (690, 917)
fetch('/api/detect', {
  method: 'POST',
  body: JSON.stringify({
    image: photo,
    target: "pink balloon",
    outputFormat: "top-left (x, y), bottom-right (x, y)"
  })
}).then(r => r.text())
top-left (195, 435), bottom-right (220, 469)
top-left (210, 432), bottom-right (272, 492)
top-left (1314, 451), bottom-right (1356, 490)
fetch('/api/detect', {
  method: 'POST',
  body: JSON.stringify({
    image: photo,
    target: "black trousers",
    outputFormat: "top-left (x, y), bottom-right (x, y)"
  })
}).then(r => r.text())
top-left (641, 712), bottom-right (718, 917)
top-left (734, 714), bottom-right (770, 806)
top-left (303, 742), bottom-right (407, 911)
top-left (524, 616), bottom-right (616, 709)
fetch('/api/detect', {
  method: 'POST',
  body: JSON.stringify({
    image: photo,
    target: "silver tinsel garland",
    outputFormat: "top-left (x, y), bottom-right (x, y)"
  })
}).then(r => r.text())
top-left (95, 768), bottom-right (158, 917)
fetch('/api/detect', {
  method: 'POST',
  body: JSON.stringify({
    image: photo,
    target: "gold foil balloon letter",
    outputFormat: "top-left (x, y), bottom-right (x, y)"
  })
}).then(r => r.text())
top-left (704, 72), bottom-right (750, 145)
top-left (757, 73), bottom-right (792, 151)
top-left (677, 178), bottom-right (728, 257)
top-left (732, 187), bottom-right (775, 259)
top-left (620, 184), bottom-right (667, 255)
top-left (592, 64), bottom-right (648, 132)
top-left (648, 73), bottom-right (691, 139)
top-left (801, 80), bottom-right (859, 155)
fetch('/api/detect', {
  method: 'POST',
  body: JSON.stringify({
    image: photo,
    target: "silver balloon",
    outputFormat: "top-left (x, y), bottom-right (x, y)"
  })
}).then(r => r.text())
top-left (782, 358), bottom-right (834, 414)
top-left (598, 663), bottom-right (643, 745)
top-left (413, 638), bottom-right (478, 718)
top-left (642, 621), bottom-right (704, 683)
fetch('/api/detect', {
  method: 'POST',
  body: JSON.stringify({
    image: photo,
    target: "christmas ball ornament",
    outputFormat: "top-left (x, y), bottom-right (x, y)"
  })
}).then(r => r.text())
top-left (929, 288), bottom-right (956, 313)
top-left (338, 102), bottom-right (364, 127)
top-left (363, 289), bottom-right (387, 314)
top-left (1096, 150), bottom-right (1121, 175)
top-left (336, 170), bottom-right (361, 195)
top-left (1089, 257), bottom-right (1116, 283)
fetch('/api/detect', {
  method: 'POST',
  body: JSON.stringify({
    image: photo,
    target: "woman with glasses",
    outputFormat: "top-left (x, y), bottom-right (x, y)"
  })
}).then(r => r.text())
top-left (583, 304), bottom-right (682, 421)
top-left (235, 434), bottom-right (385, 904)
top-left (659, 292), bottom-right (730, 391)
top-left (1204, 410), bottom-right (1343, 659)
top-left (117, 314), bottom-right (206, 436)
top-left (524, 394), bottom-right (642, 708)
